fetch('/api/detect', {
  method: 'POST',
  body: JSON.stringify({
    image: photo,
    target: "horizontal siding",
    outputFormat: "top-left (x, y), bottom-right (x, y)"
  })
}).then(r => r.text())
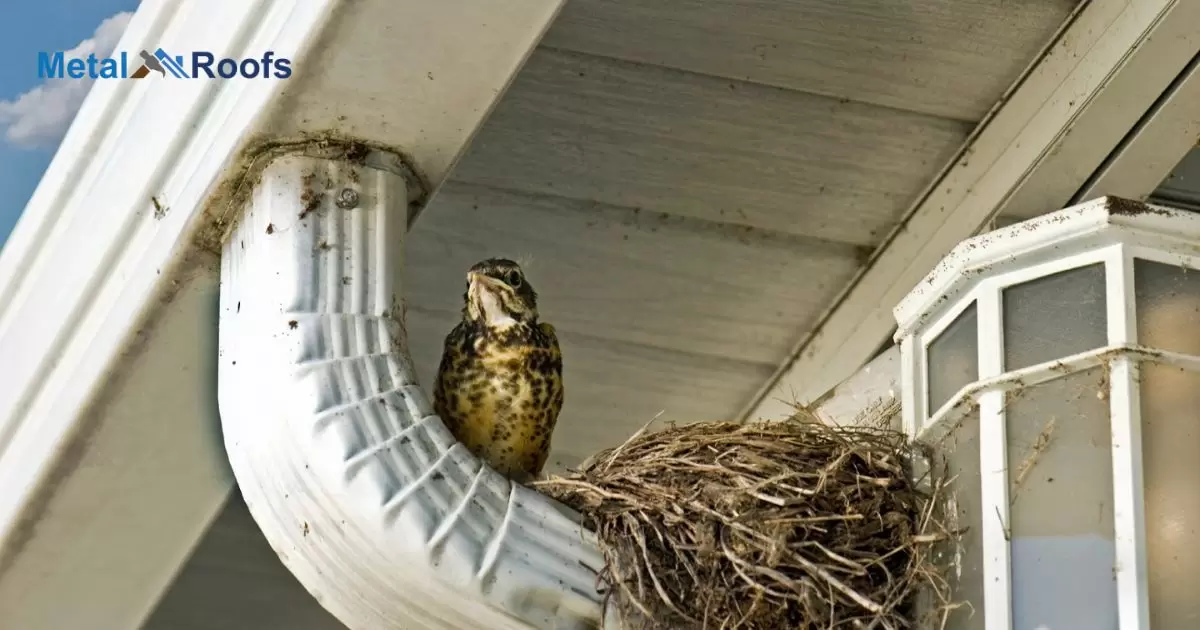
top-left (543, 0), bottom-right (1079, 121)
top-left (451, 48), bottom-right (972, 245)
top-left (408, 182), bottom-right (862, 365)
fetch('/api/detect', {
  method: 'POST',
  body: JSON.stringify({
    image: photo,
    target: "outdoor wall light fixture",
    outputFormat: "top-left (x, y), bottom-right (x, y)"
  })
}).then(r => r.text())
top-left (894, 197), bottom-right (1200, 630)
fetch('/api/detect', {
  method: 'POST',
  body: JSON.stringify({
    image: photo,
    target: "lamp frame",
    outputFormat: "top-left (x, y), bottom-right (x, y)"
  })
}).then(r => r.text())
top-left (893, 197), bottom-right (1200, 630)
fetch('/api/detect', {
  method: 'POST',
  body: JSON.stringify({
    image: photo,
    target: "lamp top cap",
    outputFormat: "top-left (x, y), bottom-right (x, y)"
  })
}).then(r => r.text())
top-left (892, 196), bottom-right (1200, 340)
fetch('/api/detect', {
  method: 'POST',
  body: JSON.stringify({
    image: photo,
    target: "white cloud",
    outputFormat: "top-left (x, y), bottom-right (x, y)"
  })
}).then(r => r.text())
top-left (0, 12), bottom-right (134, 149)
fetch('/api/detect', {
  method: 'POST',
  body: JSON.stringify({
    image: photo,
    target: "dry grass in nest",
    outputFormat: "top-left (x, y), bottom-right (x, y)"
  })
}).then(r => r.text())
top-left (533, 409), bottom-right (954, 629)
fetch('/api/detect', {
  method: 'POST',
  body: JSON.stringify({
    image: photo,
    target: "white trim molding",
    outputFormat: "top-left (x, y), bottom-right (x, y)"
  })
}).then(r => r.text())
top-left (1074, 51), bottom-right (1200, 205)
top-left (0, 2), bottom-right (336, 628)
top-left (805, 344), bottom-right (900, 430)
top-left (219, 146), bottom-right (607, 630)
top-left (745, 0), bottom-right (1200, 422)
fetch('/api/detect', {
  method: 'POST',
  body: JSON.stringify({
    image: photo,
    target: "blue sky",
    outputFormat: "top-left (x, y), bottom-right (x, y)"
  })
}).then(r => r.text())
top-left (0, 0), bottom-right (141, 248)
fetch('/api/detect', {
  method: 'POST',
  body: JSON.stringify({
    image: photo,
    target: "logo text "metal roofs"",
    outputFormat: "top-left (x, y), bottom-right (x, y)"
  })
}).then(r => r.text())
top-left (38, 48), bottom-right (293, 80)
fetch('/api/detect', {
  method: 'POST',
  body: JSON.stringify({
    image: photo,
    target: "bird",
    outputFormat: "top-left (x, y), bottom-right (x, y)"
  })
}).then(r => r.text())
top-left (433, 258), bottom-right (564, 483)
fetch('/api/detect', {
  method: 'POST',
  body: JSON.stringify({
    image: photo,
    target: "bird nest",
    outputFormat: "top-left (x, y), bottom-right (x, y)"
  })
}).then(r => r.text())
top-left (533, 408), bottom-right (955, 629)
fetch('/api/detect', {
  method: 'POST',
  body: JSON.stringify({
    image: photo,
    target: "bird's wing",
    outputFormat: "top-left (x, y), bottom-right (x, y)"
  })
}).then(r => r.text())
top-left (539, 322), bottom-right (564, 373)
top-left (529, 323), bottom-right (565, 477)
top-left (432, 322), bottom-right (466, 420)
top-left (539, 321), bottom-right (564, 410)
top-left (538, 322), bottom-right (558, 349)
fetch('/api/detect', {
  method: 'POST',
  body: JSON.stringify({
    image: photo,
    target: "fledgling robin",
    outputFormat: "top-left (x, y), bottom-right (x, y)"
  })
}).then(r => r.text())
top-left (433, 258), bottom-right (564, 483)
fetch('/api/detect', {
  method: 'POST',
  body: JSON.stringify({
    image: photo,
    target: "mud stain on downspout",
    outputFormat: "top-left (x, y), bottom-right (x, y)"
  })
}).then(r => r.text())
top-left (192, 131), bottom-right (432, 259)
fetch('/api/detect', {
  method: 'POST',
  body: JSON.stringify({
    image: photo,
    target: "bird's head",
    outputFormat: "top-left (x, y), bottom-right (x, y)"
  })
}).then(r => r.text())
top-left (461, 258), bottom-right (539, 328)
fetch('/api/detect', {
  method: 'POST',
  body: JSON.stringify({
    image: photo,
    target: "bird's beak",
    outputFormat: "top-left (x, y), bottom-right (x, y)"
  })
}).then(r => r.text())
top-left (467, 271), bottom-right (502, 292)
top-left (466, 271), bottom-right (514, 325)
top-left (467, 272), bottom-right (503, 308)
top-left (467, 271), bottom-right (483, 292)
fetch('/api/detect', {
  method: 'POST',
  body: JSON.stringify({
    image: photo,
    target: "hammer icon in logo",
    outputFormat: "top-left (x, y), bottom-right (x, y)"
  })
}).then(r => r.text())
top-left (131, 50), bottom-right (165, 79)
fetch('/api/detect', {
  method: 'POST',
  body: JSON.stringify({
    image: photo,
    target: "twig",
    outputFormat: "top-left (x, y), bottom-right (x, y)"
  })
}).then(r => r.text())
top-left (535, 414), bottom-right (955, 629)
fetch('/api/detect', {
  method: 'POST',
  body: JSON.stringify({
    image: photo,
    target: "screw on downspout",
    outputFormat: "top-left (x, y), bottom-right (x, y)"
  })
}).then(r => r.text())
top-left (336, 188), bottom-right (360, 209)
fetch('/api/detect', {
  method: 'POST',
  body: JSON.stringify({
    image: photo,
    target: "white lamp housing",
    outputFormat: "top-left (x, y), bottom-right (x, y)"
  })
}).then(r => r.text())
top-left (894, 197), bottom-right (1200, 630)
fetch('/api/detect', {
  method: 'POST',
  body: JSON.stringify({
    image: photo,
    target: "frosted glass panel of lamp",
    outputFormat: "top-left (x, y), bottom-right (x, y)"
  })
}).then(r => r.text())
top-left (1002, 263), bottom-right (1108, 371)
top-left (926, 302), bottom-right (978, 417)
top-left (1135, 259), bottom-right (1200, 356)
top-left (1135, 258), bottom-right (1200, 627)
top-left (926, 410), bottom-right (985, 630)
top-left (1005, 368), bottom-right (1117, 629)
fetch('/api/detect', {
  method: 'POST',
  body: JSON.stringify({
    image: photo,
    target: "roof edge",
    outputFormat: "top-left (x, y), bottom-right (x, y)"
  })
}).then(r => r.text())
top-left (0, 1), bottom-right (337, 626)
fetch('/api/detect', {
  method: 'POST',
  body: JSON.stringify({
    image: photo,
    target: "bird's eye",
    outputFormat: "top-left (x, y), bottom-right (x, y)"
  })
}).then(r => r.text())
top-left (505, 270), bottom-right (523, 287)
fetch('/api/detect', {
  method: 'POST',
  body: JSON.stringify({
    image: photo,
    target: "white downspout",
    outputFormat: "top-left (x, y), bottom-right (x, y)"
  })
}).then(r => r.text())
top-left (217, 144), bottom-right (610, 629)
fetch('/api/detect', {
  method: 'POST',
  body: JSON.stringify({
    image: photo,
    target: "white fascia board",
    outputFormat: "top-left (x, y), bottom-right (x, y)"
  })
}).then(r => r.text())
top-left (0, 2), bottom-right (336, 629)
top-left (1075, 52), bottom-right (1200, 205)
top-left (743, 0), bottom-right (1200, 422)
